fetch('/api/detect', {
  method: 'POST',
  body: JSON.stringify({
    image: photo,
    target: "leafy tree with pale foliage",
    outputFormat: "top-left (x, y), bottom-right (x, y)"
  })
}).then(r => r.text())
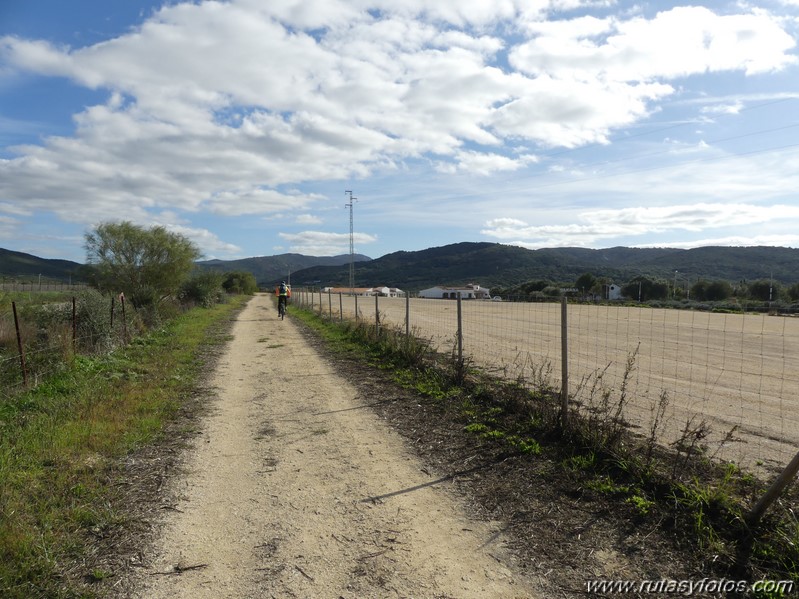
top-left (85, 221), bottom-right (202, 309)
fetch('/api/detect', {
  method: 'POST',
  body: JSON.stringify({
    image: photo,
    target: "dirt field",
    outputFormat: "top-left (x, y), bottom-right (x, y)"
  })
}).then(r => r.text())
top-left (309, 293), bottom-right (799, 474)
top-left (127, 293), bottom-right (540, 598)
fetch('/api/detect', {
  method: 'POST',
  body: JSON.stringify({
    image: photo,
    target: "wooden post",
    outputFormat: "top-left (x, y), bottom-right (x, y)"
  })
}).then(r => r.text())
top-left (355, 294), bottom-right (359, 321)
top-left (318, 289), bottom-right (322, 315)
top-left (72, 296), bottom-right (77, 352)
top-left (749, 450), bottom-right (799, 526)
top-left (560, 296), bottom-right (569, 427)
top-left (328, 292), bottom-right (332, 320)
top-left (405, 293), bottom-right (410, 338)
top-left (375, 294), bottom-right (380, 335)
top-left (456, 293), bottom-right (463, 366)
top-left (12, 302), bottom-right (28, 387)
top-left (120, 293), bottom-right (128, 345)
top-left (339, 293), bottom-right (343, 322)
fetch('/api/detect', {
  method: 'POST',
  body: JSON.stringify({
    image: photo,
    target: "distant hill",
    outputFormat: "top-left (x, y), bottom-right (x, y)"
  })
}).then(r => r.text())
top-left (0, 248), bottom-right (86, 282)
top-left (4, 243), bottom-right (798, 293)
top-left (286, 243), bottom-right (799, 292)
top-left (197, 253), bottom-right (372, 286)
top-left (0, 248), bottom-right (371, 286)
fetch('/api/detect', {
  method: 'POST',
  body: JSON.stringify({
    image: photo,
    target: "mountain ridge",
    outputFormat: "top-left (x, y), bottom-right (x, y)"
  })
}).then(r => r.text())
top-left (2, 243), bottom-right (798, 291)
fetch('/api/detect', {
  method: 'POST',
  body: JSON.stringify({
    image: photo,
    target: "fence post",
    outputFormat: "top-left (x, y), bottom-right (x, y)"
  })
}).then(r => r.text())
top-left (339, 293), bottom-right (343, 322)
top-left (457, 292), bottom-right (463, 366)
top-left (120, 293), bottom-right (128, 345)
top-left (328, 292), bottom-right (332, 320)
top-left (318, 289), bottom-right (322, 315)
top-left (748, 450), bottom-right (799, 526)
top-left (560, 296), bottom-right (569, 427)
top-left (405, 292), bottom-right (410, 337)
top-left (72, 296), bottom-right (77, 352)
top-left (12, 301), bottom-right (28, 387)
top-left (375, 294), bottom-right (380, 335)
top-left (355, 295), bottom-right (359, 321)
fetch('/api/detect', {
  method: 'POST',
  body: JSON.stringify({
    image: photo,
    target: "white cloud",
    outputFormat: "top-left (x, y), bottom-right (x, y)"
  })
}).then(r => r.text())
top-left (634, 235), bottom-right (799, 250)
top-left (296, 214), bottom-right (323, 225)
top-left (0, 1), bottom-right (797, 259)
top-left (436, 150), bottom-right (538, 175)
top-left (702, 101), bottom-right (744, 115)
top-left (482, 203), bottom-right (799, 247)
top-left (278, 230), bottom-right (377, 255)
top-left (161, 224), bottom-right (242, 256)
top-left (511, 7), bottom-right (797, 81)
top-left (204, 189), bottom-right (325, 217)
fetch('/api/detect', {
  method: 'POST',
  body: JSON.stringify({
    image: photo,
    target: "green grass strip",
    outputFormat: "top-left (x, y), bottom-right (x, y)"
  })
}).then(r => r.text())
top-left (0, 296), bottom-right (247, 599)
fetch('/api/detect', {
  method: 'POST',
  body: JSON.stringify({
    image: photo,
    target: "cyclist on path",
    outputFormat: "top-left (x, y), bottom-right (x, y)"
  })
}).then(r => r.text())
top-left (276, 281), bottom-right (290, 316)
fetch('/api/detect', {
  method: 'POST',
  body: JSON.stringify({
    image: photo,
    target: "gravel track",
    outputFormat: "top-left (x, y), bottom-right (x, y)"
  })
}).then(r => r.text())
top-left (130, 293), bottom-right (539, 598)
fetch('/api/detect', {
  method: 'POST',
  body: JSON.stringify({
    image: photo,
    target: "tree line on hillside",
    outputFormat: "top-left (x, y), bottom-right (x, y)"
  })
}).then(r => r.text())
top-left (492, 271), bottom-right (799, 307)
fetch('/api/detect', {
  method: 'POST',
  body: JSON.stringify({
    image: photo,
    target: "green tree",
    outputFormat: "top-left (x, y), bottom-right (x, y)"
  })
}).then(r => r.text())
top-left (690, 280), bottom-right (709, 301)
top-left (705, 280), bottom-right (732, 301)
top-left (575, 272), bottom-right (596, 295)
top-left (85, 221), bottom-right (202, 309)
top-left (181, 272), bottom-right (225, 307)
top-left (621, 277), bottom-right (669, 301)
top-left (746, 279), bottom-right (781, 302)
top-left (222, 271), bottom-right (258, 295)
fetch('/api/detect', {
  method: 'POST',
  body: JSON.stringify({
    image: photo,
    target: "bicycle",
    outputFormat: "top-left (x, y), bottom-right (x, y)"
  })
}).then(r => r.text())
top-left (278, 296), bottom-right (287, 320)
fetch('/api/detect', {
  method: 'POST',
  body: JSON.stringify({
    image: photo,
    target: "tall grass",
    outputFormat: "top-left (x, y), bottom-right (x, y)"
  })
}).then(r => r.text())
top-left (0, 295), bottom-right (247, 598)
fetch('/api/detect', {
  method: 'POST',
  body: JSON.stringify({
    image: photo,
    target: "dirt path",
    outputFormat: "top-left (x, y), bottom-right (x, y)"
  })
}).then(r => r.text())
top-left (131, 294), bottom-right (539, 598)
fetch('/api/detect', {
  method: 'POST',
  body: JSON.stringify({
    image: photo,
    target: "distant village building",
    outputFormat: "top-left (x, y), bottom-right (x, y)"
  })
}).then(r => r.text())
top-left (604, 284), bottom-right (623, 300)
top-left (418, 283), bottom-right (491, 300)
top-left (322, 286), bottom-right (405, 297)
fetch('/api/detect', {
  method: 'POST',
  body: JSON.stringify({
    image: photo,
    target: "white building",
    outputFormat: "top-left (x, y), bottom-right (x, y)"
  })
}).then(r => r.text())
top-left (605, 284), bottom-right (623, 300)
top-left (418, 283), bottom-right (491, 300)
top-left (322, 286), bottom-right (405, 297)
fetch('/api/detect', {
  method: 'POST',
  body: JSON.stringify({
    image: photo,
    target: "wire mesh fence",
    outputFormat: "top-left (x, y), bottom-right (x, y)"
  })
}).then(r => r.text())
top-left (300, 290), bottom-right (799, 475)
top-left (0, 281), bottom-right (88, 292)
top-left (0, 292), bottom-right (133, 402)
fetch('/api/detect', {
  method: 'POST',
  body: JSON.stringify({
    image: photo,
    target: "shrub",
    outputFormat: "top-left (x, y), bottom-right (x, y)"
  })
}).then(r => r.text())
top-left (180, 272), bottom-right (225, 308)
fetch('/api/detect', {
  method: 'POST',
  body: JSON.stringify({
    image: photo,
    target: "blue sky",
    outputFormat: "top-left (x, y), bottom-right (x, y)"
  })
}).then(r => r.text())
top-left (1, 0), bottom-right (798, 263)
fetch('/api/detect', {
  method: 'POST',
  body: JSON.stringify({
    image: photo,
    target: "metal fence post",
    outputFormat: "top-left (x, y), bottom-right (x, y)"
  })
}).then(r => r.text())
top-left (560, 296), bottom-right (569, 427)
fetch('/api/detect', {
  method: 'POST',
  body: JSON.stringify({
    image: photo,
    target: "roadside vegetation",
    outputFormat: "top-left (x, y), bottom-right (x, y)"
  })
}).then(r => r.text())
top-left (493, 271), bottom-right (799, 314)
top-left (0, 221), bottom-right (258, 598)
top-left (291, 305), bottom-right (799, 597)
top-left (0, 294), bottom-right (248, 598)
